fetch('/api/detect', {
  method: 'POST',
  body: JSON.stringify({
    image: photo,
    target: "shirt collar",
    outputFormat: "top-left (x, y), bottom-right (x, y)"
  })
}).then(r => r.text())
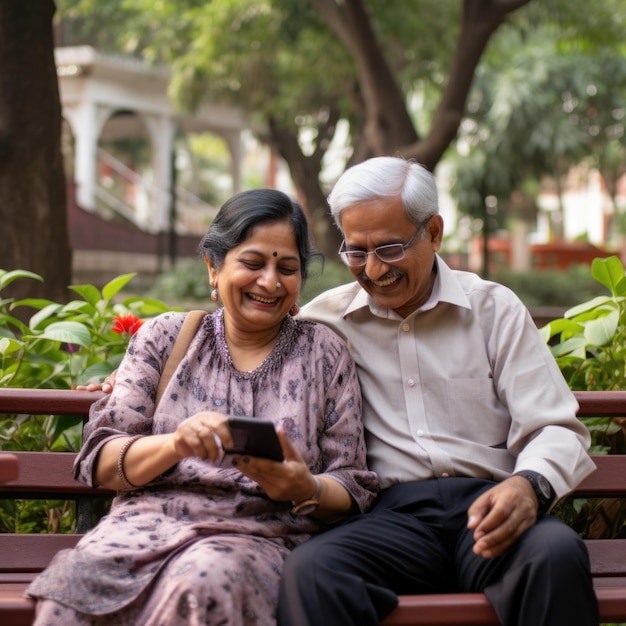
top-left (342, 255), bottom-right (471, 319)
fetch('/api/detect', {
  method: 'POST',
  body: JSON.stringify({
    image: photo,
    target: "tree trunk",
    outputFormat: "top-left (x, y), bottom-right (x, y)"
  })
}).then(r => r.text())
top-left (312, 0), bottom-right (418, 156)
top-left (265, 116), bottom-right (343, 258)
top-left (404, 0), bottom-right (533, 169)
top-left (0, 0), bottom-right (71, 305)
top-left (314, 0), bottom-right (532, 170)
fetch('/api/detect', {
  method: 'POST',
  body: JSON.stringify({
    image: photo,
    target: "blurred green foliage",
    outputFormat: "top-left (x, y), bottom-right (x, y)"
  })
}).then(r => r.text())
top-left (492, 264), bottom-right (607, 308)
top-left (0, 269), bottom-right (178, 533)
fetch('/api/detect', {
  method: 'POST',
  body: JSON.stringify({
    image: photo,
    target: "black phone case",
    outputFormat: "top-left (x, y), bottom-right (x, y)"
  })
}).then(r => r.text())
top-left (226, 416), bottom-right (284, 461)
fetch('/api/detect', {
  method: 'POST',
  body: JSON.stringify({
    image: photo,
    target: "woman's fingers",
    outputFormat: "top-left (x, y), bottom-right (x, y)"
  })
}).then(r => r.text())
top-left (194, 422), bottom-right (225, 463)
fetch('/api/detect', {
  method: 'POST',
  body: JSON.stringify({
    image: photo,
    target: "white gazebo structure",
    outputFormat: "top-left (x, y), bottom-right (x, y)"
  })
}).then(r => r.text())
top-left (55, 46), bottom-right (247, 234)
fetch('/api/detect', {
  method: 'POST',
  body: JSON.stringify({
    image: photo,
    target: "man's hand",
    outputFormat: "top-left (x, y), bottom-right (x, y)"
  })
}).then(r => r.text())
top-left (467, 476), bottom-right (539, 558)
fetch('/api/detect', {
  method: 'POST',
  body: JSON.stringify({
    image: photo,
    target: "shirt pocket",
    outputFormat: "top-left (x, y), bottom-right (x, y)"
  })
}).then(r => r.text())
top-left (429, 378), bottom-right (511, 447)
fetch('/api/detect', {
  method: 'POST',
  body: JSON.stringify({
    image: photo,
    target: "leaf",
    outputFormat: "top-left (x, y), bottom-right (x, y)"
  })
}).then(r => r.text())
top-left (49, 416), bottom-right (83, 452)
top-left (11, 298), bottom-right (57, 311)
top-left (60, 300), bottom-right (95, 315)
top-left (591, 256), bottom-right (626, 296)
top-left (584, 311), bottom-right (619, 347)
top-left (123, 296), bottom-right (181, 315)
top-left (539, 317), bottom-right (581, 341)
top-left (77, 361), bottom-right (116, 386)
top-left (0, 337), bottom-right (22, 357)
top-left (29, 304), bottom-right (64, 330)
top-left (565, 296), bottom-right (614, 319)
top-left (552, 336), bottom-right (589, 358)
top-left (68, 284), bottom-right (102, 307)
top-left (0, 270), bottom-right (43, 291)
top-left (102, 274), bottom-right (137, 303)
top-left (37, 322), bottom-right (92, 347)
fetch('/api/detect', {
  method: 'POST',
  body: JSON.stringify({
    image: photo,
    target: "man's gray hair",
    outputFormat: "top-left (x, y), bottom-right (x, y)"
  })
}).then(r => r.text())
top-left (328, 157), bottom-right (439, 232)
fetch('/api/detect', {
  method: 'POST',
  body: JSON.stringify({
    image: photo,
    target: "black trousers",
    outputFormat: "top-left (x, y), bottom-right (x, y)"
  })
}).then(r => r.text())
top-left (277, 478), bottom-right (599, 626)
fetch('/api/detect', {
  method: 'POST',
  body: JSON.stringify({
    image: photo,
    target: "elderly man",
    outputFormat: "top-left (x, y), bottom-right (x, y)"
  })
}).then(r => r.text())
top-left (278, 157), bottom-right (598, 626)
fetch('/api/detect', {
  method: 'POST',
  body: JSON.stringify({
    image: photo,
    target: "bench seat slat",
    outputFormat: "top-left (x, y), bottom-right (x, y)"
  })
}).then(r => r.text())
top-left (380, 584), bottom-right (626, 625)
top-left (381, 594), bottom-right (497, 625)
top-left (0, 584), bottom-right (35, 626)
top-left (3, 584), bottom-right (626, 626)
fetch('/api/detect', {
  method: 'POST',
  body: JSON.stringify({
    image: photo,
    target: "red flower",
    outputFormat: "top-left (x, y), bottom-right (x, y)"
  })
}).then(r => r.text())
top-left (111, 314), bottom-right (144, 336)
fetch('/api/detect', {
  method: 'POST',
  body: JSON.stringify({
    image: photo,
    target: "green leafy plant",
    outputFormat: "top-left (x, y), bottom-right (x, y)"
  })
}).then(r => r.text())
top-left (541, 256), bottom-right (626, 540)
top-left (539, 255), bottom-right (626, 457)
top-left (539, 255), bottom-right (626, 392)
top-left (0, 269), bottom-right (180, 454)
top-left (0, 270), bottom-right (180, 392)
top-left (0, 270), bottom-right (179, 533)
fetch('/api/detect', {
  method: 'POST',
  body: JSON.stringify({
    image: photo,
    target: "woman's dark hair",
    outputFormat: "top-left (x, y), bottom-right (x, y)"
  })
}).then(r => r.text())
top-left (199, 188), bottom-right (321, 281)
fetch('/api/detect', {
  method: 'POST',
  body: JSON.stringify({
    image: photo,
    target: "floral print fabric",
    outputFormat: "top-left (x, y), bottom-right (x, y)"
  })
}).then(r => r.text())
top-left (27, 310), bottom-right (377, 625)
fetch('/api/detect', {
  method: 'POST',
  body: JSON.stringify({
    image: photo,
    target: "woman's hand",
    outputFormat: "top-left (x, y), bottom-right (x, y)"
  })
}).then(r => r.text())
top-left (234, 428), bottom-right (356, 520)
top-left (95, 411), bottom-right (236, 490)
top-left (174, 412), bottom-right (234, 465)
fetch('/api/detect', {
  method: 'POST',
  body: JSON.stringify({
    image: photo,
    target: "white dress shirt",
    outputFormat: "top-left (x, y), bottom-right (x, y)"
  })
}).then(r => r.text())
top-left (301, 255), bottom-right (595, 496)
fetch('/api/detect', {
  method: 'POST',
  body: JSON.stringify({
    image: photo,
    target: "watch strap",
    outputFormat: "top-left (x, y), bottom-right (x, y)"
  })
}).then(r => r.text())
top-left (291, 475), bottom-right (322, 516)
top-left (513, 470), bottom-right (555, 516)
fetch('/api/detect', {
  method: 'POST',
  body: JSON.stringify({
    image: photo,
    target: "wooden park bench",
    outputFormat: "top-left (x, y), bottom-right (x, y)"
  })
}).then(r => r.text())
top-left (0, 388), bottom-right (626, 625)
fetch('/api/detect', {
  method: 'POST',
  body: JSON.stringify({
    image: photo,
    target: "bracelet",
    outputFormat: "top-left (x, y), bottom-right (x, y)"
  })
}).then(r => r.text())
top-left (116, 435), bottom-right (144, 491)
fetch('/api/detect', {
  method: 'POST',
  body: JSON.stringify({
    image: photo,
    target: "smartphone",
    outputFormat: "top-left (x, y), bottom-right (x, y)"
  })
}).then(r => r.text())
top-left (225, 416), bottom-right (284, 462)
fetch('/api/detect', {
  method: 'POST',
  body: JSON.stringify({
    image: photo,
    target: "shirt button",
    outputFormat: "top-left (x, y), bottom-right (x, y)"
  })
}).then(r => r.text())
top-left (407, 378), bottom-right (415, 386)
top-left (402, 323), bottom-right (410, 332)
top-left (417, 429), bottom-right (424, 437)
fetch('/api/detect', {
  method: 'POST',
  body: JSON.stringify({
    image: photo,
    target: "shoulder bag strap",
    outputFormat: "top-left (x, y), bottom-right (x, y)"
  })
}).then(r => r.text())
top-left (155, 310), bottom-right (206, 407)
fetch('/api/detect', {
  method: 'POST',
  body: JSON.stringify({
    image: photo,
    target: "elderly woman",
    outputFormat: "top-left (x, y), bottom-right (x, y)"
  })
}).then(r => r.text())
top-left (27, 189), bottom-right (378, 626)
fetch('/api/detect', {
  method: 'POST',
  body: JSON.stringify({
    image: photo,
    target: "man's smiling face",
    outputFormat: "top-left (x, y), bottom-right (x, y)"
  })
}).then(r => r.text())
top-left (340, 196), bottom-right (443, 318)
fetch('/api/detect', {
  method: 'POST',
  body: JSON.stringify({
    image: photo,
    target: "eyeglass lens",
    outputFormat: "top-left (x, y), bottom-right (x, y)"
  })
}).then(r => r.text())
top-left (339, 223), bottom-right (424, 267)
top-left (340, 244), bottom-right (406, 266)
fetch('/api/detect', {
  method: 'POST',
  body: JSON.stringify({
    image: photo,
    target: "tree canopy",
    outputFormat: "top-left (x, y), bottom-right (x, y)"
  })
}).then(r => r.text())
top-left (57, 0), bottom-right (626, 257)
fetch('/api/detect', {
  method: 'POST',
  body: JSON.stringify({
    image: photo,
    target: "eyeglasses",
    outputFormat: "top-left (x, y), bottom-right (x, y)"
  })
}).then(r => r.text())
top-left (338, 223), bottom-right (426, 268)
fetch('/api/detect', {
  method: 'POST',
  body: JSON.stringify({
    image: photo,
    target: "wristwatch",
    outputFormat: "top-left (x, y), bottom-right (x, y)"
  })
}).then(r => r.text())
top-left (291, 475), bottom-right (322, 516)
top-left (513, 470), bottom-right (555, 516)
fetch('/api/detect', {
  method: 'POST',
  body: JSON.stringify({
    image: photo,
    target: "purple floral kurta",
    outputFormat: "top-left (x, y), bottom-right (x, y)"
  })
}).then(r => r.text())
top-left (28, 311), bottom-right (378, 626)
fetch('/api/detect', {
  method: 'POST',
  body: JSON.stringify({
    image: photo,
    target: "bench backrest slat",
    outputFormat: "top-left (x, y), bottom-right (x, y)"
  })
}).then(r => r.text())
top-left (573, 391), bottom-right (626, 417)
top-left (572, 455), bottom-right (626, 497)
top-left (0, 535), bottom-right (81, 573)
top-left (0, 452), bottom-right (114, 496)
top-left (0, 388), bottom-right (105, 416)
top-left (586, 539), bottom-right (626, 576)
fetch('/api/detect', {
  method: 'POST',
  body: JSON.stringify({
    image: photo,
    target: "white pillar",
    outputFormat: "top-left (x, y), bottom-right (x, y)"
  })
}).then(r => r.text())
top-left (68, 102), bottom-right (111, 211)
top-left (145, 114), bottom-right (176, 232)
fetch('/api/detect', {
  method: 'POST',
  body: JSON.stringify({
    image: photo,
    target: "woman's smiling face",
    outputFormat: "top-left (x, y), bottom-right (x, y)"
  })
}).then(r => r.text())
top-left (206, 219), bottom-right (301, 332)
